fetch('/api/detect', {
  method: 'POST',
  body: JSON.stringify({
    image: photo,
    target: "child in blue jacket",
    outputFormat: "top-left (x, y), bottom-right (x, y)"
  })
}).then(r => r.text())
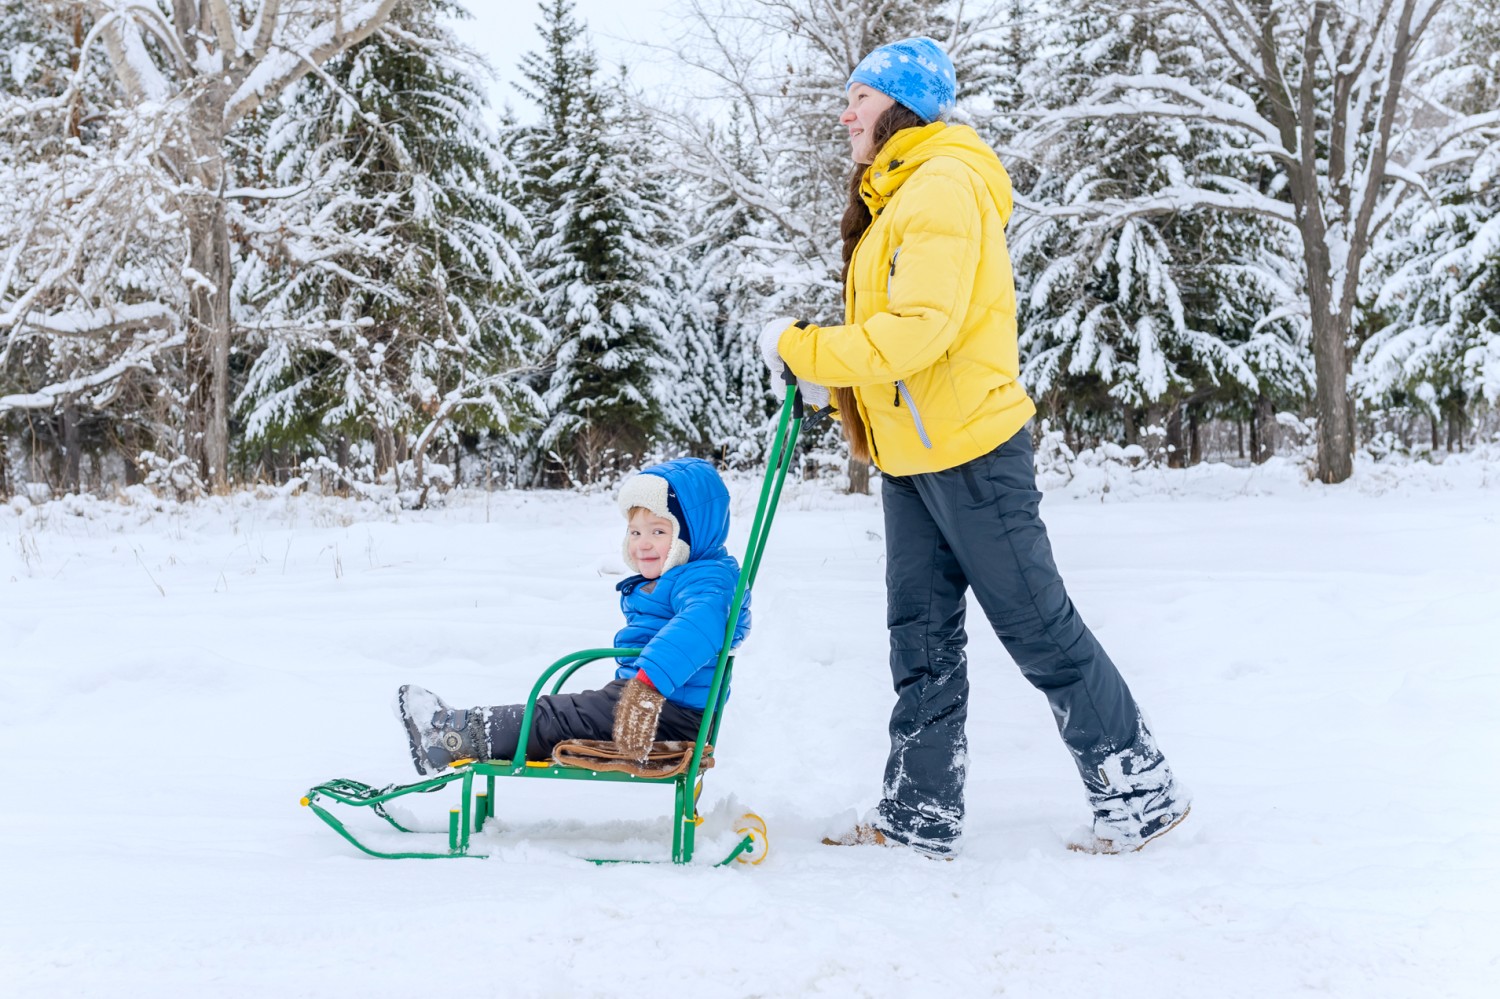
top-left (397, 457), bottom-right (751, 772)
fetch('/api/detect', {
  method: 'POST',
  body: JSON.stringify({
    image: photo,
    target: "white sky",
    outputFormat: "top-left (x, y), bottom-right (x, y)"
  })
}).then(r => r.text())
top-left (451, 0), bottom-right (678, 122)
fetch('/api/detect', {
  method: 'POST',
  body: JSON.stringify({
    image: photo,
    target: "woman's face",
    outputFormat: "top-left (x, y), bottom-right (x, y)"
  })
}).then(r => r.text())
top-left (841, 83), bottom-right (897, 164)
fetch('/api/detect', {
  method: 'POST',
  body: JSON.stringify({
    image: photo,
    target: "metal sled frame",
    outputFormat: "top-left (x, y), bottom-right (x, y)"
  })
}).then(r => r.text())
top-left (302, 377), bottom-right (805, 864)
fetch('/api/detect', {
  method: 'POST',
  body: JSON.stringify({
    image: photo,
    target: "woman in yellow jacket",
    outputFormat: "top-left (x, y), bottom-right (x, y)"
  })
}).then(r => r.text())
top-left (761, 37), bottom-right (1189, 857)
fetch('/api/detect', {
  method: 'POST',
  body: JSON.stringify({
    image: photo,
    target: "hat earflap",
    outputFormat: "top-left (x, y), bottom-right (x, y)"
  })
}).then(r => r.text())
top-left (617, 473), bottom-right (692, 574)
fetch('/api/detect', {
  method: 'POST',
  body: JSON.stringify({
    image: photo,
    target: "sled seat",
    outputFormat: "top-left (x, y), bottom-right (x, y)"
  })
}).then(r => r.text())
top-left (551, 739), bottom-right (715, 779)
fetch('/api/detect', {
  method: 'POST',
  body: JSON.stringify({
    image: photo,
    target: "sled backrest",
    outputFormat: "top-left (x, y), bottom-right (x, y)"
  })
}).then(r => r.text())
top-left (693, 375), bottom-right (804, 756)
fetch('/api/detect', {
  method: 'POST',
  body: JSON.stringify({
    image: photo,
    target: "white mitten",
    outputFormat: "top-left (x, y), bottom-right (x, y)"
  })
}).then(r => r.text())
top-left (798, 378), bottom-right (830, 408)
top-left (758, 316), bottom-right (795, 380)
top-left (758, 317), bottom-right (830, 407)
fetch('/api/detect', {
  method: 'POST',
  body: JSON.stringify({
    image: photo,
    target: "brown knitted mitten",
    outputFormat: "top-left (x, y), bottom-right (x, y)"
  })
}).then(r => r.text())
top-left (612, 676), bottom-right (666, 762)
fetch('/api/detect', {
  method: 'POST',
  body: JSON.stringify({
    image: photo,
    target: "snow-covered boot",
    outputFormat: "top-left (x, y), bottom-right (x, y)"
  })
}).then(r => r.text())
top-left (821, 824), bottom-right (890, 848)
top-left (395, 684), bottom-right (488, 775)
top-left (821, 816), bottom-right (956, 860)
top-left (1069, 723), bottom-right (1192, 854)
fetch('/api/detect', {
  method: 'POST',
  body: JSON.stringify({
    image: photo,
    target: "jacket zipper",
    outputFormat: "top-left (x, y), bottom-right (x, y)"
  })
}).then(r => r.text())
top-left (894, 380), bottom-right (933, 449)
top-left (884, 244), bottom-right (930, 449)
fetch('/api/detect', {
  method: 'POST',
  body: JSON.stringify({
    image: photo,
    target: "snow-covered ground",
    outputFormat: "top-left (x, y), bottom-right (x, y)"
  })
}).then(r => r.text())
top-left (3, 455), bottom-right (1498, 998)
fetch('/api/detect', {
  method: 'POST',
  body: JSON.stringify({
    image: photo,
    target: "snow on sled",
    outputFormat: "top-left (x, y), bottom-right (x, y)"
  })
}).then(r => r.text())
top-left (301, 377), bottom-right (806, 865)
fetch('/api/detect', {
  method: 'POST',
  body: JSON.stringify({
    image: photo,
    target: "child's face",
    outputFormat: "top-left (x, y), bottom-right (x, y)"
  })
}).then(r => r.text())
top-left (626, 509), bottom-right (676, 579)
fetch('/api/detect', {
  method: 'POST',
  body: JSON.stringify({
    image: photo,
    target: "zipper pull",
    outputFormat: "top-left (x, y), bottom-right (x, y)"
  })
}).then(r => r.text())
top-left (894, 384), bottom-right (901, 407)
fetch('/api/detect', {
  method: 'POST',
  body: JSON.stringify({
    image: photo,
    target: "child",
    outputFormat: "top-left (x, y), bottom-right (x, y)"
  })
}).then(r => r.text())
top-left (397, 457), bottom-right (751, 773)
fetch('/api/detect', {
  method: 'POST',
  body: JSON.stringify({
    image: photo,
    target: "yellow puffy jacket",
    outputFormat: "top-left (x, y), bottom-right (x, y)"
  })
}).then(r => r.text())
top-left (778, 122), bottom-right (1035, 476)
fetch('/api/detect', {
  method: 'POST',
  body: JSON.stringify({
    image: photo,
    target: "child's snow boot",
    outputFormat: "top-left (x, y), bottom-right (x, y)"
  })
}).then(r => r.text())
top-left (395, 684), bottom-right (489, 775)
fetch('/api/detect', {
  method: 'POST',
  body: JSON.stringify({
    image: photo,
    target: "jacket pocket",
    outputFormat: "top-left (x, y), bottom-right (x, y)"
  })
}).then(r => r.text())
top-left (894, 380), bottom-right (933, 449)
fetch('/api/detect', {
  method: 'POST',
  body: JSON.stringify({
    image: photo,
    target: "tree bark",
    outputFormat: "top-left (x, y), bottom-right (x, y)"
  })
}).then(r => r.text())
top-left (1307, 305), bottom-right (1354, 482)
top-left (1252, 391), bottom-right (1277, 464)
top-left (61, 396), bottom-right (81, 493)
top-left (1188, 407), bottom-right (1202, 466)
top-left (846, 456), bottom-right (870, 495)
top-left (1165, 404), bottom-right (1186, 469)
top-left (184, 189), bottom-right (233, 491)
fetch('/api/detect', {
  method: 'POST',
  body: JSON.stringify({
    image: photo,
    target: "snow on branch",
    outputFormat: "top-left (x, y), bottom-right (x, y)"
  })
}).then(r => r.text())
top-left (18, 303), bottom-right (178, 338)
top-left (1040, 71), bottom-right (1287, 156)
top-left (92, 2), bottom-right (174, 103)
top-left (0, 329), bottom-right (184, 414)
top-left (224, 0), bottom-right (402, 127)
top-left (1041, 184), bottom-right (1297, 227)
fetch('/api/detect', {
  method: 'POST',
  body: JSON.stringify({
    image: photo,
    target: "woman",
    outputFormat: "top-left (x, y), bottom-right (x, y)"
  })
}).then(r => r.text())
top-left (761, 36), bottom-right (1190, 857)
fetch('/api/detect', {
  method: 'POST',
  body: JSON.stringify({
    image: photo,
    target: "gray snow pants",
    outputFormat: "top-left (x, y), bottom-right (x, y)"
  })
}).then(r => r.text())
top-left (482, 678), bottom-right (704, 761)
top-left (877, 427), bottom-right (1153, 853)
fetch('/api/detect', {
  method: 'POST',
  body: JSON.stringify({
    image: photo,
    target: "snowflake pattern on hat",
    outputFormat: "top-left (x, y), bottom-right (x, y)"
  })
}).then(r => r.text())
top-left (847, 37), bottom-right (956, 123)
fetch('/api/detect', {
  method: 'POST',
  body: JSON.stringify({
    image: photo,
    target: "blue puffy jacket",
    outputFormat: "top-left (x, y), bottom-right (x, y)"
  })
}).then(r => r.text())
top-left (613, 458), bottom-right (751, 710)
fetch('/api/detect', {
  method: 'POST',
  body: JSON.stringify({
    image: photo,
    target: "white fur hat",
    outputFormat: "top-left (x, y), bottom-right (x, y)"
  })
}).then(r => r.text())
top-left (617, 472), bottom-right (692, 575)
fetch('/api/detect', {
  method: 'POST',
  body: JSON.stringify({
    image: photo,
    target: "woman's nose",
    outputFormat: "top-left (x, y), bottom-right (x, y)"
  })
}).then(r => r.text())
top-left (839, 106), bottom-right (856, 124)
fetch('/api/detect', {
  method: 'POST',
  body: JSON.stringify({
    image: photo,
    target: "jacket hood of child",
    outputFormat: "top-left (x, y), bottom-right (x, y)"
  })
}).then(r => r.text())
top-left (616, 457), bottom-right (733, 573)
top-left (612, 457), bottom-right (748, 710)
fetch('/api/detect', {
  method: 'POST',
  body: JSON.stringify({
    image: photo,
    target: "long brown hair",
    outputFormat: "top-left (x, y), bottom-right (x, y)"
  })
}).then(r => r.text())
top-left (832, 102), bottom-right (927, 463)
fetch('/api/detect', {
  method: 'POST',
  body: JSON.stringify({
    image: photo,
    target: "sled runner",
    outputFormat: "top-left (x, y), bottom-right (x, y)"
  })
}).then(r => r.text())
top-left (302, 375), bottom-right (806, 864)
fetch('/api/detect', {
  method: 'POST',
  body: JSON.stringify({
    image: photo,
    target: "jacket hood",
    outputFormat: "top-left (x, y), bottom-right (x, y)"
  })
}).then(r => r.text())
top-left (859, 122), bottom-right (1013, 224)
top-left (616, 457), bottom-right (731, 574)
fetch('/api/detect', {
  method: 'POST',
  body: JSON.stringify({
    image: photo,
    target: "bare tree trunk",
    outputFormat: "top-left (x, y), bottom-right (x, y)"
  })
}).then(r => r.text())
top-left (61, 396), bottom-right (81, 493)
top-left (1188, 407), bottom-right (1202, 466)
top-left (847, 456), bottom-right (870, 495)
top-left (184, 191), bottom-right (233, 492)
top-left (1165, 404), bottom-right (1185, 468)
top-left (1308, 307), bottom-right (1354, 482)
top-left (1252, 392), bottom-right (1277, 464)
top-left (375, 427), bottom-right (397, 476)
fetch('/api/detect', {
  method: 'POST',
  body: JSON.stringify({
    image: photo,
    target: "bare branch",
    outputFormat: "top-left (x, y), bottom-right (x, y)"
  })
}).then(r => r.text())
top-left (223, 0), bottom-right (402, 127)
top-left (0, 331), bottom-right (185, 415)
top-left (205, 0), bottom-right (240, 60)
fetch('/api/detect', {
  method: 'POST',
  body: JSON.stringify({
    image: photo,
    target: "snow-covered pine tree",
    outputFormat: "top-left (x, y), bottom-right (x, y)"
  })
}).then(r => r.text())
top-left (610, 92), bottom-right (732, 459)
top-left (0, 0), bottom-right (186, 495)
top-left (515, 0), bottom-right (680, 485)
top-left (1356, 0), bottom-right (1500, 451)
top-left (235, 0), bottom-right (539, 501)
top-left (666, 104), bottom-right (783, 466)
top-left (1035, 0), bottom-right (1499, 482)
top-left (1010, 1), bottom-right (1309, 463)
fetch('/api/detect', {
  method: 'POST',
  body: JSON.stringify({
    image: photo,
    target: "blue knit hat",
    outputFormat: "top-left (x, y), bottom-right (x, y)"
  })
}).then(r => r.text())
top-left (847, 37), bottom-right (956, 123)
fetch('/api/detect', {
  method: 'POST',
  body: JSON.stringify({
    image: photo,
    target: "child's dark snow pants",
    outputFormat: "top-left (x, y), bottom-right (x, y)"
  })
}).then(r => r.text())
top-left (877, 427), bottom-right (1162, 854)
top-left (482, 678), bottom-right (704, 761)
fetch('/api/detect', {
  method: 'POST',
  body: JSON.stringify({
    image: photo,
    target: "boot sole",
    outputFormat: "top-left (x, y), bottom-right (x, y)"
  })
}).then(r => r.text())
top-left (1068, 804), bottom-right (1192, 855)
top-left (396, 685), bottom-right (434, 776)
top-left (821, 826), bottom-right (955, 860)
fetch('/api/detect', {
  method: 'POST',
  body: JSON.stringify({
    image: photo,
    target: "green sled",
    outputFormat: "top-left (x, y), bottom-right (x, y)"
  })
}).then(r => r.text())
top-left (303, 378), bottom-right (807, 865)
